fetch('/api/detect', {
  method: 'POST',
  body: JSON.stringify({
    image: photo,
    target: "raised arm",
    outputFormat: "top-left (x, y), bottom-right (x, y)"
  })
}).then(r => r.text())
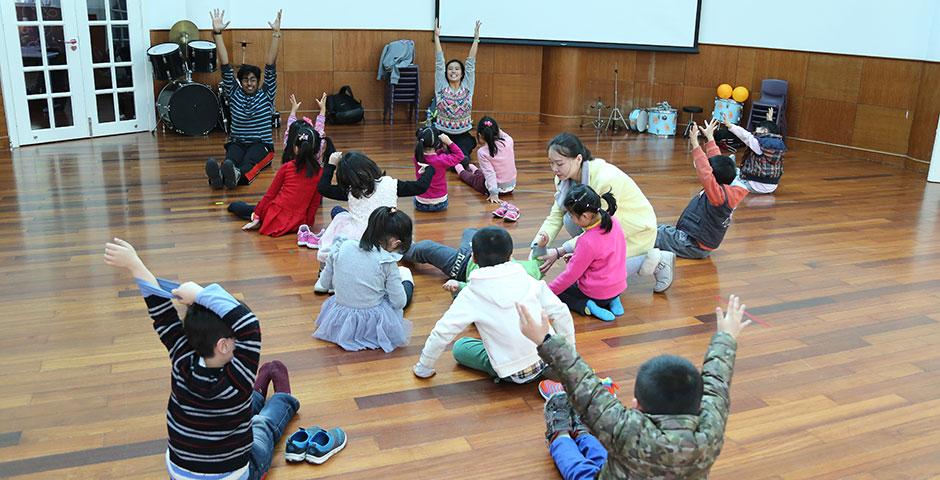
top-left (210, 9), bottom-right (230, 66)
top-left (434, 19), bottom-right (443, 55)
top-left (266, 9), bottom-right (282, 66)
top-left (467, 20), bottom-right (481, 60)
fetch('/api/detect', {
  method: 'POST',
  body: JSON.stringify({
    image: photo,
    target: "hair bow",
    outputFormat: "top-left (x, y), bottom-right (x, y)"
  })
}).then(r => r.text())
top-left (483, 120), bottom-right (493, 127)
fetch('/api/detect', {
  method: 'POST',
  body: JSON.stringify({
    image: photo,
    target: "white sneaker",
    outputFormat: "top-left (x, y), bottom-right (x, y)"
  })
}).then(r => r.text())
top-left (314, 278), bottom-right (334, 294)
top-left (398, 266), bottom-right (414, 284)
top-left (653, 251), bottom-right (676, 293)
top-left (639, 248), bottom-right (662, 277)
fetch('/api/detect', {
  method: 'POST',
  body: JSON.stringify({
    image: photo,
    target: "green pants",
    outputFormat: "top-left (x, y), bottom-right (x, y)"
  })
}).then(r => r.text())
top-left (451, 337), bottom-right (500, 378)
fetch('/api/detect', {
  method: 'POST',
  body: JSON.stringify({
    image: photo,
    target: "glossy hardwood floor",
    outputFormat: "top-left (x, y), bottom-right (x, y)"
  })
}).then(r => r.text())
top-left (0, 121), bottom-right (939, 479)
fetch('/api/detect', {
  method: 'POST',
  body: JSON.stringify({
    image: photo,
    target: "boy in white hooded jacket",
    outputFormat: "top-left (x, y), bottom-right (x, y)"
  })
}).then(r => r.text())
top-left (413, 227), bottom-right (575, 382)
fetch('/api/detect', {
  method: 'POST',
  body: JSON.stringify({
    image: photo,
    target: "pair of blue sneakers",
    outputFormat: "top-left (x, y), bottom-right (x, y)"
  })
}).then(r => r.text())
top-left (284, 426), bottom-right (347, 465)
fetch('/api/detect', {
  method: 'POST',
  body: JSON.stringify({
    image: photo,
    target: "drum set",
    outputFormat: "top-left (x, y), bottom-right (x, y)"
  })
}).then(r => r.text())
top-left (626, 102), bottom-right (678, 136)
top-left (147, 20), bottom-right (228, 136)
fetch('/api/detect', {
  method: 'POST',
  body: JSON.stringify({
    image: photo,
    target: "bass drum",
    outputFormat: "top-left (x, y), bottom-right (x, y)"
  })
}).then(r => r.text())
top-left (628, 108), bottom-right (648, 132)
top-left (156, 82), bottom-right (220, 136)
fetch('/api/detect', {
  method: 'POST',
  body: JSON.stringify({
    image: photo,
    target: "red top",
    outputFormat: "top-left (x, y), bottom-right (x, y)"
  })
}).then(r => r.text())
top-left (254, 160), bottom-right (323, 237)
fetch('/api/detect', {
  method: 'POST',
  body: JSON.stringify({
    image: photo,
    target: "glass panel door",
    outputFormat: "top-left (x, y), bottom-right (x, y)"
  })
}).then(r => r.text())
top-left (3, 0), bottom-right (90, 145)
top-left (76, 0), bottom-right (150, 136)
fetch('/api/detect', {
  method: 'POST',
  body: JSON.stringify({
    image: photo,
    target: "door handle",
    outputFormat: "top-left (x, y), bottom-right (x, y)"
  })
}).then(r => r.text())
top-left (67, 38), bottom-right (77, 51)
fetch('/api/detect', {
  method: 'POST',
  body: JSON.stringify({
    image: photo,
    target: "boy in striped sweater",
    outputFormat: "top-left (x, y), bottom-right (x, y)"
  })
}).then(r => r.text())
top-left (104, 238), bottom-right (299, 480)
top-left (205, 9), bottom-right (283, 189)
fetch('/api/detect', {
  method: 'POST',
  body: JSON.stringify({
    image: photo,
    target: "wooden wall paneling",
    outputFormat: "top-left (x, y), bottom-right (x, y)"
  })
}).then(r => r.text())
top-left (857, 58), bottom-right (923, 110)
top-left (785, 96), bottom-right (804, 138)
top-left (796, 97), bottom-right (857, 145)
top-left (651, 52), bottom-right (686, 85)
top-left (471, 72), bottom-right (495, 113)
top-left (907, 62), bottom-right (940, 161)
top-left (803, 53), bottom-right (863, 103)
top-left (538, 47), bottom-right (580, 123)
top-left (851, 105), bottom-right (913, 154)
top-left (634, 51), bottom-right (655, 83)
top-left (577, 49), bottom-right (637, 112)
top-left (491, 74), bottom-right (540, 115)
top-left (734, 48), bottom-right (757, 91)
top-left (277, 71), bottom-right (334, 111)
top-left (632, 82), bottom-right (653, 109)
top-left (491, 45), bottom-right (542, 75)
top-left (282, 30), bottom-right (333, 72)
top-left (752, 49), bottom-right (808, 99)
top-left (332, 30), bottom-right (390, 72)
top-left (683, 44), bottom-right (739, 89)
top-left (682, 86), bottom-right (717, 116)
top-left (331, 71), bottom-right (385, 111)
top-left (651, 84), bottom-right (685, 111)
top-left (228, 29), bottom-right (285, 70)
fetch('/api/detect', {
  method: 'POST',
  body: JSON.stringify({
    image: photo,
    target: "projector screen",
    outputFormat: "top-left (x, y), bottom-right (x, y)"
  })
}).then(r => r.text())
top-left (436, 0), bottom-right (701, 51)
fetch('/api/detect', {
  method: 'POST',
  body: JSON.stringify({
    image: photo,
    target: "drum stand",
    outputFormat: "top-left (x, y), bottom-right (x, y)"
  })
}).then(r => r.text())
top-left (605, 68), bottom-right (628, 132)
top-left (582, 99), bottom-right (607, 131)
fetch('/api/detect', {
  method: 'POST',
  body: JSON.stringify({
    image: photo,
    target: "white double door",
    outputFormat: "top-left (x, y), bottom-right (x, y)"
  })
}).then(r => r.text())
top-left (0, 0), bottom-right (153, 147)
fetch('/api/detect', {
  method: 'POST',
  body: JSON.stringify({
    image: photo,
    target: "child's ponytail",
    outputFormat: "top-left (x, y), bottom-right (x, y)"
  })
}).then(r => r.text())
top-left (476, 116), bottom-right (502, 157)
top-left (563, 184), bottom-right (617, 234)
top-left (414, 125), bottom-right (439, 165)
top-left (598, 190), bottom-right (618, 234)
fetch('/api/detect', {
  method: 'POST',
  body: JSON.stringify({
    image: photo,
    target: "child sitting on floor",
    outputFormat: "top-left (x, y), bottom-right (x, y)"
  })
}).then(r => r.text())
top-left (313, 207), bottom-right (415, 353)
top-left (517, 295), bottom-right (750, 480)
top-left (455, 116), bottom-right (517, 206)
top-left (403, 226), bottom-right (541, 296)
top-left (412, 227), bottom-right (574, 382)
top-left (548, 184), bottom-right (627, 322)
top-left (655, 120), bottom-right (748, 259)
top-left (315, 151), bottom-right (433, 290)
top-left (726, 108), bottom-right (787, 194)
top-left (229, 93), bottom-right (335, 237)
top-left (103, 238), bottom-right (301, 479)
top-left (412, 125), bottom-right (465, 212)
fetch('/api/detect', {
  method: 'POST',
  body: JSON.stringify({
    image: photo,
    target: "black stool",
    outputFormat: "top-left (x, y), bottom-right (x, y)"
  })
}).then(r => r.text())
top-left (682, 106), bottom-right (703, 137)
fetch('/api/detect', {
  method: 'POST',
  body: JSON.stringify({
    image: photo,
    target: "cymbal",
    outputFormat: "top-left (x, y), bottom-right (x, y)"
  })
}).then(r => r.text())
top-left (169, 20), bottom-right (199, 47)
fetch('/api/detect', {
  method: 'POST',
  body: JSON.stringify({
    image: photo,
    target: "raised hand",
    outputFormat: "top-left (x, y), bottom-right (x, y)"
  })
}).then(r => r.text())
top-left (103, 238), bottom-right (142, 271)
top-left (716, 294), bottom-right (751, 339)
top-left (516, 303), bottom-right (551, 346)
top-left (289, 94), bottom-right (301, 113)
top-left (316, 92), bottom-right (327, 113)
top-left (689, 122), bottom-right (701, 147)
top-left (473, 20), bottom-right (482, 40)
top-left (268, 9), bottom-right (282, 33)
top-left (438, 133), bottom-right (452, 145)
top-left (702, 119), bottom-right (719, 140)
top-left (434, 19), bottom-right (441, 38)
top-left (210, 9), bottom-right (230, 32)
top-left (766, 107), bottom-right (775, 122)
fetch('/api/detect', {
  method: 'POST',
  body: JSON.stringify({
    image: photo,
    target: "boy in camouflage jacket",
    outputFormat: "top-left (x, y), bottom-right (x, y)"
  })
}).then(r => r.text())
top-left (517, 296), bottom-right (750, 479)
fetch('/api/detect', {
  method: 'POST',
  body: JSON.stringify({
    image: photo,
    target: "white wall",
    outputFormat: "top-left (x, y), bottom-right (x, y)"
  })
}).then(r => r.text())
top-left (699, 0), bottom-right (940, 61)
top-left (146, 1), bottom-right (940, 61)
top-left (145, 0), bottom-right (434, 30)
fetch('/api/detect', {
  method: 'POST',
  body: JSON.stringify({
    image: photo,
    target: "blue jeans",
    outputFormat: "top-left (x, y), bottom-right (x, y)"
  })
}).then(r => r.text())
top-left (550, 434), bottom-right (607, 480)
top-left (247, 391), bottom-right (300, 480)
top-left (413, 198), bottom-right (448, 212)
top-left (654, 224), bottom-right (711, 259)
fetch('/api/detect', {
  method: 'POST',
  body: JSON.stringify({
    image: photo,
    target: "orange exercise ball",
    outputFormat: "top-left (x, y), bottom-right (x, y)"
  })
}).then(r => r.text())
top-left (732, 86), bottom-right (749, 103)
top-left (717, 84), bottom-right (733, 99)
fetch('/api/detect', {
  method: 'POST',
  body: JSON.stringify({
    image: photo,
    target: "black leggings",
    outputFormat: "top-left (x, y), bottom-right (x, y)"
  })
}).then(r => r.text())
top-left (228, 201), bottom-right (255, 220)
top-left (448, 131), bottom-right (476, 159)
top-left (558, 284), bottom-right (617, 315)
top-left (225, 141), bottom-right (269, 185)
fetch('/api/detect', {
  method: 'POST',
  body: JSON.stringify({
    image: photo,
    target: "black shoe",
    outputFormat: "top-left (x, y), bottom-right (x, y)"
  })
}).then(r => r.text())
top-left (544, 392), bottom-right (573, 443)
top-left (206, 158), bottom-right (223, 189)
top-left (221, 159), bottom-right (240, 189)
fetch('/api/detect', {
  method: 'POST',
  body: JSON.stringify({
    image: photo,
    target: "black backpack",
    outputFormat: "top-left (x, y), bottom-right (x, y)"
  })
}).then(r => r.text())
top-left (326, 85), bottom-right (364, 125)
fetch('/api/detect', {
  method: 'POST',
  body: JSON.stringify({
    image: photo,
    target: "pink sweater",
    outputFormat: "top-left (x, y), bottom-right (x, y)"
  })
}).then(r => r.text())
top-left (549, 216), bottom-right (627, 300)
top-left (414, 142), bottom-right (464, 203)
top-left (477, 130), bottom-right (517, 194)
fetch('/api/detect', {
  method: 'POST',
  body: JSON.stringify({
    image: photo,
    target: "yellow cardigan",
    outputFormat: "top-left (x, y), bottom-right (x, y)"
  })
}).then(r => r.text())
top-left (538, 158), bottom-right (657, 256)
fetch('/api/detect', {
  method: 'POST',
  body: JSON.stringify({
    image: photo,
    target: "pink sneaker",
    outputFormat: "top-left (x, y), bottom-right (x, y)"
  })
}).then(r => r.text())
top-left (297, 225), bottom-right (312, 247)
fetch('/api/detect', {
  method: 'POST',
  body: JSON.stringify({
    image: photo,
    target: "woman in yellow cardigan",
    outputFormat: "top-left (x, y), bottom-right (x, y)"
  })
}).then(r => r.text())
top-left (533, 133), bottom-right (675, 293)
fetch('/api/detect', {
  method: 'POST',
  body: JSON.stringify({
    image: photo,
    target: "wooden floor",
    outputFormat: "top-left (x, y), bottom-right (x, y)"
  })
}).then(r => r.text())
top-left (1, 121), bottom-right (939, 479)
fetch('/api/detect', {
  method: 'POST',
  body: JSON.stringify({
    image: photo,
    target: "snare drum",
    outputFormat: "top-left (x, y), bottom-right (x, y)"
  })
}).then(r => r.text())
top-left (156, 81), bottom-right (220, 136)
top-left (147, 43), bottom-right (186, 81)
top-left (647, 107), bottom-right (678, 136)
top-left (712, 98), bottom-right (744, 125)
top-left (187, 40), bottom-right (217, 73)
top-left (628, 109), bottom-right (649, 132)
